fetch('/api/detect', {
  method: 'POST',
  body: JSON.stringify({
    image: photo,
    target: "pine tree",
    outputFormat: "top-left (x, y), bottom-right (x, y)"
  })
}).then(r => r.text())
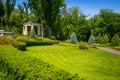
top-left (29, 29), bottom-right (35, 38)
top-left (102, 34), bottom-right (109, 43)
top-left (96, 33), bottom-right (102, 44)
top-left (111, 34), bottom-right (119, 46)
top-left (88, 35), bottom-right (95, 43)
top-left (70, 32), bottom-right (78, 44)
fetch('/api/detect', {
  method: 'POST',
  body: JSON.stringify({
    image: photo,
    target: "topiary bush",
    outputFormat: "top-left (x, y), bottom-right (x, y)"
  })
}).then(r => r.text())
top-left (0, 36), bottom-right (18, 47)
top-left (70, 32), bottom-right (78, 44)
top-left (111, 34), bottom-right (119, 46)
top-left (15, 36), bottom-right (29, 43)
top-left (88, 35), bottom-right (95, 43)
top-left (102, 34), bottom-right (109, 43)
top-left (79, 41), bottom-right (89, 49)
top-left (18, 43), bottom-right (26, 51)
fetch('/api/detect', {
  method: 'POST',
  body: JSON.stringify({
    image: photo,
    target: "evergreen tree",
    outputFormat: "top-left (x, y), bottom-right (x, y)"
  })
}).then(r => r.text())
top-left (70, 32), bottom-right (78, 44)
top-left (88, 35), bottom-right (95, 43)
top-left (0, 0), bottom-right (4, 17)
top-left (29, 29), bottom-right (35, 38)
top-left (102, 34), bottom-right (109, 43)
top-left (96, 33), bottom-right (102, 44)
top-left (111, 34), bottom-right (119, 46)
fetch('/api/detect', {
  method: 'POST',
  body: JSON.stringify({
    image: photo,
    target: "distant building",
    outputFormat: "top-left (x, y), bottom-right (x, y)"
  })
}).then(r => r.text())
top-left (23, 22), bottom-right (43, 37)
top-left (0, 30), bottom-right (14, 38)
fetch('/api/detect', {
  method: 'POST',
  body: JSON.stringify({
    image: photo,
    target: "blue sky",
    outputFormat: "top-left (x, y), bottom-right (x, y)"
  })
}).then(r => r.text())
top-left (15, 0), bottom-right (120, 17)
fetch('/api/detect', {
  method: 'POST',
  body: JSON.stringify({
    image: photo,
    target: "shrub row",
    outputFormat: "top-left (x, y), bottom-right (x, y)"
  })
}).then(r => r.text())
top-left (0, 45), bottom-right (82, 80)
top-left (26, 41), bottom-right (53, 46)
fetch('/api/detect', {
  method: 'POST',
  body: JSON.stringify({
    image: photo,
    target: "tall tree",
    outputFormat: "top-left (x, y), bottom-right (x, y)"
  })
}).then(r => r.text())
top-left (0, 0), bottom-right (4, 17)
top-left (0, 0), bottom-right (4, 28)
top-left (98, 8), bottom-right (120, 39)
top-left (41, 0), bottom-right (65, 37)
top-left (4, 0), bottom-right (16, 27)
top-left (28, 0), bottom-right (42, 23)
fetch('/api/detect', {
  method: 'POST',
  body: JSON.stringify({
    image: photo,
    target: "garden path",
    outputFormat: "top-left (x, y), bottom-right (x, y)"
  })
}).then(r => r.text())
top-left (98, 47), bottom-right (120, 55)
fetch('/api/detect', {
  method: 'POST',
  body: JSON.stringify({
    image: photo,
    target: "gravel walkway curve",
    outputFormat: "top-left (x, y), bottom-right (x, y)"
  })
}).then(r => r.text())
top-left (98, 47), bottom-right (120, 55)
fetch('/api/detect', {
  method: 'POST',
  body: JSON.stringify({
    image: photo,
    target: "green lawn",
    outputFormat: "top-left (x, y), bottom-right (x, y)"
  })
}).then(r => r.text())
top-left (27, 45), bottom-right (120, 80)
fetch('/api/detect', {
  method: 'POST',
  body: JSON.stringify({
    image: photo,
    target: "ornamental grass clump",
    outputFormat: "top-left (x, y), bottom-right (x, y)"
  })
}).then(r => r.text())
top-left (79, 41), bottom-right (89, 49)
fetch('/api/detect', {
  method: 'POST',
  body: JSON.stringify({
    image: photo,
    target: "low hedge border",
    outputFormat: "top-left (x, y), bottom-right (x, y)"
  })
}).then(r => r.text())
top-left (0, 45), bottom-right (82, 80)
top-left (26, 41), bottom-right (53, 46)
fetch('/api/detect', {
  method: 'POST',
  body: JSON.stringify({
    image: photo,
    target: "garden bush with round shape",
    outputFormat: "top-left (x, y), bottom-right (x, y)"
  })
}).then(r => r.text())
top-left (79, 41), bottom-right (89, 49)
top-left (15, 36), bottom-right (29, 43)
top-left (18, 43), bottom-right (26, 51)
top-left (50, 36), bottom-right (56, 40)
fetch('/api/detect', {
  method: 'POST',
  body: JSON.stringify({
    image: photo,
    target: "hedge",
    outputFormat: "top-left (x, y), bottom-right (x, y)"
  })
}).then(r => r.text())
top-left (26, 41), bottom-right (53, 46)
top-left (0, 45), bottom-right (82, 80)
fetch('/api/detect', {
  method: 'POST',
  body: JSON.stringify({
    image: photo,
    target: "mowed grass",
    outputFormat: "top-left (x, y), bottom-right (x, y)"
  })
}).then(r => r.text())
top-left (27, 45), bottom-right (120, 80)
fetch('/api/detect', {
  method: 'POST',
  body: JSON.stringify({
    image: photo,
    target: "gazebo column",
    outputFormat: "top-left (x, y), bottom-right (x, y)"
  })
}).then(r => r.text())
top-left (23, 25), bottom-right (28, 35)
top-left (41, 26), bottom-right (43, 37)
top-left (31, 25), bottom-right (34, 30)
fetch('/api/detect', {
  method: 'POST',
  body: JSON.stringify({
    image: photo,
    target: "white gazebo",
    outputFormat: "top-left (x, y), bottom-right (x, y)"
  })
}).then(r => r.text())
top-left (23, 22), bottom-right (43, 37)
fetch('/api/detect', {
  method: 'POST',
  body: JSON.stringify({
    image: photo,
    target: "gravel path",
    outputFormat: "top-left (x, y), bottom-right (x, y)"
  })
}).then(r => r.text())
top-left (98, 47), bottom-right (120, 55)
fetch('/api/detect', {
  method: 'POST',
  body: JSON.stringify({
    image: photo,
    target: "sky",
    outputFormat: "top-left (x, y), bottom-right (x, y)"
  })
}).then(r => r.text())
top-left (15, 0), bottom-right (120, 17)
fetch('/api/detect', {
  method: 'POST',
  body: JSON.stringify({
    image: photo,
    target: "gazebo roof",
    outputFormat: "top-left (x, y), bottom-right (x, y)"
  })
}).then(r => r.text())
top-left (24, 21), bottom-right (41, 26)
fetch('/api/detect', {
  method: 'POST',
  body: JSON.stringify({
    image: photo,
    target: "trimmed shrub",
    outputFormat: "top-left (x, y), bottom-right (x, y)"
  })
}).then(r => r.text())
top-left (18, 43), bottom-right (26, 51)
top-left (64, 40), bottom-right (70, 43)
top-left (52, 41), bottom-right (60, 44)
top-left (43, 38), bottom-right (53, 43)
top-left (26, 41), bottom-right (53, 46)
top-left (15, 36), bottom-right (29, 43)
top-left (79, 41), bottom-right (89, 49)
top-left (70, 32), bottom-right (78, 44)
top-left (102, 34), bottom-right (109, 43)
top-left (35, 37), bottom-right (43, 41)
top-left (88, 35), bottom-right (95, 43)
top-left (0, 36), bottom-right (18, 47)
top-left (59, 43), bottom-right (79, 47)
top-left (50, 36), bottom-right (56, 40)
top-left (111, 34), bottom-right (119, 46)
top-left (28, 38), bottom-right (36, 41)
